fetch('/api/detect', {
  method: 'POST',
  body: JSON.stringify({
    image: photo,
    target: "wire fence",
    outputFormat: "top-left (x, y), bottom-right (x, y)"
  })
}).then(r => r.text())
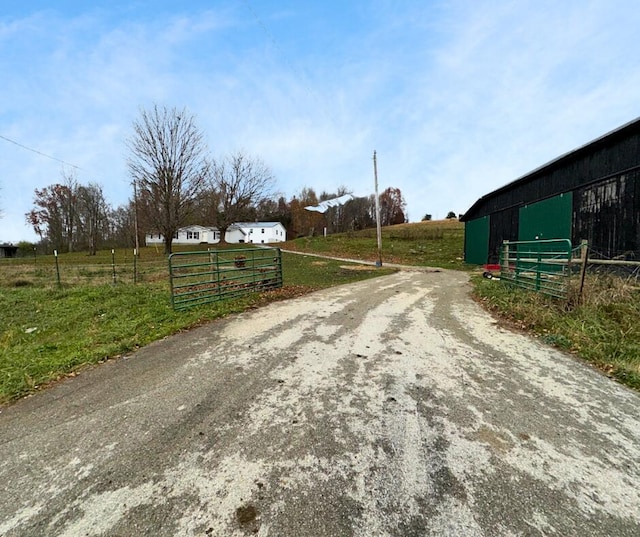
top-left (0, 252), bottom-right (169, 288)
top-left (578, 246), bottom-right (640, 280)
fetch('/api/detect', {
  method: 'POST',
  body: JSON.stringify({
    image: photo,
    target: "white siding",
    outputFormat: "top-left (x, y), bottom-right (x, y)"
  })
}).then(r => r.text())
top-left (146, 223), bottom-right (284, 246)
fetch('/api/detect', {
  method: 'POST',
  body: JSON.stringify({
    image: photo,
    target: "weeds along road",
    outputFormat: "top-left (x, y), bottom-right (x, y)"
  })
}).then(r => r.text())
top-left (1, 270), bottom-right (639, 536)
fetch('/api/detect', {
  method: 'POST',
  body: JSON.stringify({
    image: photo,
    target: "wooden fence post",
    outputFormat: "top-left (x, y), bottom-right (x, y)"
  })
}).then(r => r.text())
top-left (578, 240), bottom-right (589, 303)
top-left (501, 241), bottom-right (509, 276)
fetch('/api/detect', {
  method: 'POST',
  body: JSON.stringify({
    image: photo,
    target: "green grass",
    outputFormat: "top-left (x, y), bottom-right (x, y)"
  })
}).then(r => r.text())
top-left (283, 219), bottom-right (466, 270)
top-left (473, 275), bottom-right (640, 390)
top-left (0, 251), bottom-right (394, 403)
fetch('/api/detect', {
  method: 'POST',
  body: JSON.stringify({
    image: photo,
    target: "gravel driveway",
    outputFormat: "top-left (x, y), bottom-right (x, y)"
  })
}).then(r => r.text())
top-left (1, 269), bottom-right (639, 536)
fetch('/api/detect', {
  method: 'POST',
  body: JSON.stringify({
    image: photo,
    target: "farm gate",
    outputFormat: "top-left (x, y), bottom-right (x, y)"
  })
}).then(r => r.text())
top-left (168, 247), bottom-right (282, 310)
top-left (499, 239), bottom-right (574, 299)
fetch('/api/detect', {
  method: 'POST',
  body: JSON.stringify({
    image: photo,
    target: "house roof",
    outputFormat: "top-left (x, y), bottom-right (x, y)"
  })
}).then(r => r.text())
top-left (461, 115), bottom-right (640, 221)
top-left (229, 222), bottom-right (283, 229)
top-left (180, 225), bottom-right (217, 231)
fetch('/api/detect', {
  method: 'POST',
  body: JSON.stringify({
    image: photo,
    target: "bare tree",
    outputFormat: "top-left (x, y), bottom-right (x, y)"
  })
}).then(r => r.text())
top-left (76, 183), bottom-right (109, 255)
top-left (127, 105), bottom-right (209, 254)
top-left (209, 151), bottom-right (275, 243)
top-left (109, 203), bottom-right (137, 248)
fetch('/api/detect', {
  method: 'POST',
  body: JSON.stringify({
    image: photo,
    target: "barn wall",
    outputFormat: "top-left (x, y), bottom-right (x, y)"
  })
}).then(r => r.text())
top-left (487, 207), bottom-right (519, 264)
top-left (573, 170), bottom-right (640, 258)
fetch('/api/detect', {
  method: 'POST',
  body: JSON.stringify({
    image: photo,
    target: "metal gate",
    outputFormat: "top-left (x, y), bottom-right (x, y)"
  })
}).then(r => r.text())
top-left (168, 247), bottom-right (283, 310)
top-left (499, 239), bottom-right (573, 299)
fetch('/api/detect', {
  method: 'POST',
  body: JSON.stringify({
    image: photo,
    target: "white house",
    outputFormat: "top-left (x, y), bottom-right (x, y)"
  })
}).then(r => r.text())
top-left (225, 222), bottom-right (287, 244)
top-left (145, 222), bottom-right (286, 246)
top-left (145, 225), bottom-right (220, 246)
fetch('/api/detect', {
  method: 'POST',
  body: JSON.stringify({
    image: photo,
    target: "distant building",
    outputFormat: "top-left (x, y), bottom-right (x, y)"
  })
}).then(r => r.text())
top-left (0, 244), bottom-right (18, 258)
top-left (461, 117), bottom-right (640, 264)
top-left (145, 222), bottom-right (286, 246)
top-left (225, 222), bottom-right (287, 244)
top-left (145, 225), bottom-right (219, 246)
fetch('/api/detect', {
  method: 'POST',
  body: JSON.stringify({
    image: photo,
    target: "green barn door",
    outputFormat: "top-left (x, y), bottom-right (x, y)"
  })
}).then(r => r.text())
top-left (464, 216), bottom-right (489, 264)
top-left (519, 193), bottom-right (572, 242)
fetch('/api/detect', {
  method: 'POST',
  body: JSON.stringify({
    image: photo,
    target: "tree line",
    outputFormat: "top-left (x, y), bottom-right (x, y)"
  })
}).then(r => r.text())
top-left (25, 105), bottom-right (407, 255)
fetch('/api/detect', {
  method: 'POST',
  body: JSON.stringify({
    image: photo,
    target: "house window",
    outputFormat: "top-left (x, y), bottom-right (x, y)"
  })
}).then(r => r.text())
top-left (174, 232), bottom-right (179, 239)
top-left (187, 231), bottom-right (199, 240)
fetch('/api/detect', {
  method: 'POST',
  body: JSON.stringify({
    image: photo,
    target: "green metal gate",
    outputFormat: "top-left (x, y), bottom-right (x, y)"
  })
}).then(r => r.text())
top-left (168, 247), bottom-right (283, 310)
top-left (499, 239), bottom-right (573, 298)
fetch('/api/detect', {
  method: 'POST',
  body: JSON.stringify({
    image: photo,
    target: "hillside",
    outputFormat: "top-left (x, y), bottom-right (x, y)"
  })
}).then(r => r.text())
top-left (282, 219), bottom-right (466, 270)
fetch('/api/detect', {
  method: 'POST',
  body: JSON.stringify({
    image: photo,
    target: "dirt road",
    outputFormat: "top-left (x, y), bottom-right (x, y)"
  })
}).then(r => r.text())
top-left (1, 270), bottom-right (639, 536)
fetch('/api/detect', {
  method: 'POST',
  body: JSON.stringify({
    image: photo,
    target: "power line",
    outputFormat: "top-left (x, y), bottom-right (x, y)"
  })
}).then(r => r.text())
top-left (0, 133), bottom-right (82, 170)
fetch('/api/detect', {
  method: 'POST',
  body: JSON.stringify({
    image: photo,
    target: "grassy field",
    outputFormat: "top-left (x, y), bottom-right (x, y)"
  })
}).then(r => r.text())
top-left (283, 219), bottom-right (466, 269)
top-left (0, 249), bottom-right (394, 404)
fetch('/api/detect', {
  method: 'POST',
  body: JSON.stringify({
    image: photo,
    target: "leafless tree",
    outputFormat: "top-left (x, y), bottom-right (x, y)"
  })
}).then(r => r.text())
top-left (108, 203), bottom-right (137, 248)
top-left (127, 105), bottom-right (209, 254)
top-left (209, 151), bottom-right (275, 243)
top-left (76, 183), bottom-right (109, 255)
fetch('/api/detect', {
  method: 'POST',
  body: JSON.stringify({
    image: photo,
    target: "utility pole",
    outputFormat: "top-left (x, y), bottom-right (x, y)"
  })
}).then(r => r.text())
top-left (373, 150), bottom-right (382, 267)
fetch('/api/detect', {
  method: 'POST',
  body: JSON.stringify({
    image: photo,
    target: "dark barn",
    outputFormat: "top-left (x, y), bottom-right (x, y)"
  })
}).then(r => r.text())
top-left (461, 118), bottom-right (640, 265)
top-left (0, 244), bottom-right (19, 258)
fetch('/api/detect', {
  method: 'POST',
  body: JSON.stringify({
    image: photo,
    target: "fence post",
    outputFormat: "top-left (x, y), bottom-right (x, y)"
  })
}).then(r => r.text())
top-left (111, 249), bottom-right (116, 284)
top-left (501, 241), bottom-right (509, 277)
top-left (54, 250), bottom-right (61, 287)
top-left (133, 248), bottom-right (138, 284)
top-left (578, 240), bottom-right (589, 303)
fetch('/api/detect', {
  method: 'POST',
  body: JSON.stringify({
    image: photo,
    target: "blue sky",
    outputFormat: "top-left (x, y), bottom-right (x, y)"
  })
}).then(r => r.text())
top-left (2, 0), bottom-right (640, 242)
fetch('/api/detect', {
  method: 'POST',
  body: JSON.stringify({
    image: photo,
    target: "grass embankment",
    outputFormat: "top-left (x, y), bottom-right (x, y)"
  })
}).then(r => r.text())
top-left (474, 275), bottom-right (640, 390)
top-left (283, 219), bottom-right (466, 270)
top-left (0, 250), bottom-right (393, 404)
